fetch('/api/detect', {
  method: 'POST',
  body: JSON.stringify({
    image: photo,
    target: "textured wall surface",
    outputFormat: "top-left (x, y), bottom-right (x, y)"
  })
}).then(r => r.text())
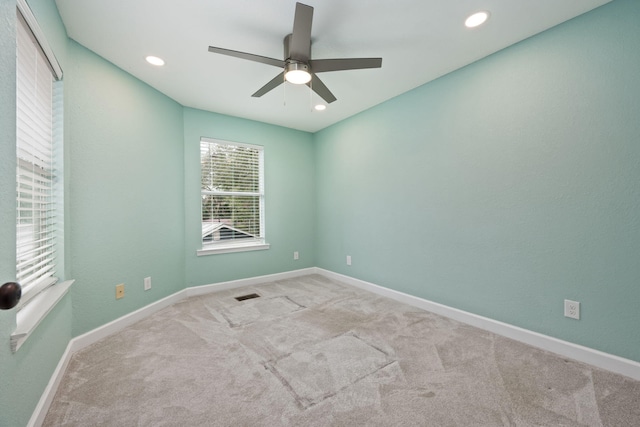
top-left (184, 108), bottom-right (315, 287)
top-left (65, 40), bottom-right (186, 336)
top-left (314, 0), bottom-right (640, 362)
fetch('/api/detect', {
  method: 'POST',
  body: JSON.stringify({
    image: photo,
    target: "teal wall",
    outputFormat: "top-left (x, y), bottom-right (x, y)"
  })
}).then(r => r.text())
top-left (65, 39), bottom-right (186, 336)
top-left (314, 0), bottom-right (640, 362)
top-left (183, 108), bottom-right (315, 287)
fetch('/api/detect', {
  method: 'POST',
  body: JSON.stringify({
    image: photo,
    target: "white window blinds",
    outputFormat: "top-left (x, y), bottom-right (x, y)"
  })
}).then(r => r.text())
top-left (16, 11), bottom-right (58, 305)
top-left (200, 138), bottom-right (265, 248)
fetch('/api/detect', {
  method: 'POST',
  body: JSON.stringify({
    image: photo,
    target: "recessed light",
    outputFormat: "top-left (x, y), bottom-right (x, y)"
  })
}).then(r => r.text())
top-left (145, 55), bottom-right (165, 66)
top-left (314, 104), bottom-right (326, 111)
top-left (465, 11), bottom-right (490, 28)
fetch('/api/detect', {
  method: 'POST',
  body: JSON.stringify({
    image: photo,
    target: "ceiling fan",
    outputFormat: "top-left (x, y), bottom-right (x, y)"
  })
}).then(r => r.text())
top-left (208, 2), bottom-right (382, 104)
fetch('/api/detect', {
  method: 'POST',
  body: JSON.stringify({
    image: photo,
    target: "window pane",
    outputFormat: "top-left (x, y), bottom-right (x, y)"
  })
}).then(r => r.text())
top-left (200, 139), bottom-right (264, 247)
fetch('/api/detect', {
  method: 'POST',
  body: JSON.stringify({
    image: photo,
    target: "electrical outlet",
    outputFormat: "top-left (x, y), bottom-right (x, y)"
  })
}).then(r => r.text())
top-left (144, 277), bottom-right (151, 291)
top-left (294, 251), bottom-right (299, 260)
top-left (564, 299), bottom-right (580, 320)
top-left (116, 284), bottom-right (125, 299)
top-left (346, 255), bottom-right (352, 266)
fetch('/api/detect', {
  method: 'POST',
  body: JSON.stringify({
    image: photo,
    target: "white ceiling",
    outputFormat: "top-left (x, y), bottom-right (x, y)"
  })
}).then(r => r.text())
top-left (54, 0), bottom-right (611, 133)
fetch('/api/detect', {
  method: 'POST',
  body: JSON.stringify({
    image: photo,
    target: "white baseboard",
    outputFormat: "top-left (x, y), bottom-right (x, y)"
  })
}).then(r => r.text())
top-left (27, 343), bottom-right (73, 427)
top-left (30, 267), bottom-right (640, 426)
top-left (27, 288), bottom-right (187, 427)
top-left (70, 290), bottom-right (188, 353)
top-left (186, 267), bottom-right (317, 297)
top-left (316, 268), bottom-right (640, 381)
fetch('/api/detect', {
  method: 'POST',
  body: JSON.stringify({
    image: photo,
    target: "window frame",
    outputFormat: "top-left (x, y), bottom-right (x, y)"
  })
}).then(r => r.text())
top-left (197, 137), bottom-right (269, 256)
top-left (16, 9), bottom-right (58, 308)
top-left (11, 0), bottom-right (73, 353)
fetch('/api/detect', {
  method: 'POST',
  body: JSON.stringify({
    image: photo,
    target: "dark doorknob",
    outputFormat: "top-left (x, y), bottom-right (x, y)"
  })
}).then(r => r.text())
top-left (0, 282), bottom-right (21, 310)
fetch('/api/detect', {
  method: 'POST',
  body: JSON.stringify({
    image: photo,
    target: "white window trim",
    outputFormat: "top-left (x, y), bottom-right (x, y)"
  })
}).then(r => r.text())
top-left (11, 279), bottom-right (74, 352)
top-left (17, 0), bottom-right (62, 80)
top-left (12, 0), bottom-right (70, 353)
top-left (197, 242), bottom-right (270, 256)
top-left (199, 137), bottom-right (268, 255)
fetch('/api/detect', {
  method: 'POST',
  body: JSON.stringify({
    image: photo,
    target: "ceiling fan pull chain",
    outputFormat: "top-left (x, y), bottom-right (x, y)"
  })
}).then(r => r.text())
top-left (283, 73), bottom-right (287, 106)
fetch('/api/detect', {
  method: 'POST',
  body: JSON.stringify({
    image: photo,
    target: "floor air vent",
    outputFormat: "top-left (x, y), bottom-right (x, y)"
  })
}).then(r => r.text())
top-left (235, 293), bottom-right (260, 302)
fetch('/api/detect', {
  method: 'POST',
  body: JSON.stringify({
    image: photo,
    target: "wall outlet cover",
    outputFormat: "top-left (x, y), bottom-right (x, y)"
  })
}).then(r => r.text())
top-left (116, 284), bottom-right (125, 299)
top-left (564, 299), bottom-right (580, 320)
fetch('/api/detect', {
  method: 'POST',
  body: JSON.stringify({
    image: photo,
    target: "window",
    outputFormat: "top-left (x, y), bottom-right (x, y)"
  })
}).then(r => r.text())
top-left (199, 138), bottom-right (268, 255)
top-left (15, 3), bottom-right (63, 308)
top-left (12, 0), bottom-right (71, 353)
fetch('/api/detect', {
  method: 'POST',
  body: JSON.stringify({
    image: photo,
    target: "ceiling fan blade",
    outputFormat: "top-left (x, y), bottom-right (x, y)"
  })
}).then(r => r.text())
top-left (208, 46), bottom-right (285, 68)
top-left (252, 72), bottom-right (285, 98)
top-left (310, 58), bottom-right (382, 73)
top-left (307, 74), bottom-right (337, 104)
top-left (289, 3), bottom-right (313, 61)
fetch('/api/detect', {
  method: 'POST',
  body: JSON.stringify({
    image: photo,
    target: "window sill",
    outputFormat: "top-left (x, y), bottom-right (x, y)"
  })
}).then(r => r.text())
top-left (197, 242), bottom-right (270, 256)
top-left (11, 279), bottom-right (74, 353)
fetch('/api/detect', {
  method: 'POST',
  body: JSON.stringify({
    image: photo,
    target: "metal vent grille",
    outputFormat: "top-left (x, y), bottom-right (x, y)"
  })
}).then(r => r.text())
top-left (235, 293), bottom-right (260, 302)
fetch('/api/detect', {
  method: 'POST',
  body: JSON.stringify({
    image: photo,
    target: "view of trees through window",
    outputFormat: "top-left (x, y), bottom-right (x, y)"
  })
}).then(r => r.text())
top-left (201, 140), bottom-right (263, 243)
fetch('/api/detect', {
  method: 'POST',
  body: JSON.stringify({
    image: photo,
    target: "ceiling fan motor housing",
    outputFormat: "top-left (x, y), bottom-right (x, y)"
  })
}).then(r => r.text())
top-left (285, 61), bottom-right (310, 74)
top-left (283, 33), bottom-right (312, 84)
top-left (284, 33), bottom-right (310, 63)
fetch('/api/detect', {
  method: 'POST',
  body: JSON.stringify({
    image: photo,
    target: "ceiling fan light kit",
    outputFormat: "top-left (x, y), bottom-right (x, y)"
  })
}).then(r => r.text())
top-left (208, 2), bottom-right (382, 105)
top-left (284, 62), bottom-right (311, 84)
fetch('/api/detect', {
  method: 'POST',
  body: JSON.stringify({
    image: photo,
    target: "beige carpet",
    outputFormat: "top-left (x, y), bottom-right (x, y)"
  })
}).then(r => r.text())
top-left (43, 275), bottom-right (640, 426)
